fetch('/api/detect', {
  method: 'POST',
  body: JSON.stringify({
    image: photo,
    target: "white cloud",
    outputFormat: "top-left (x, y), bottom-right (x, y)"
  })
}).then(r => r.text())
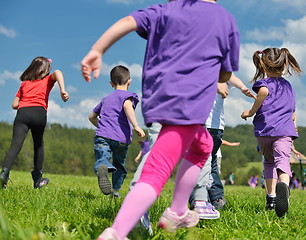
top-left (66, 85), bottom-right (78, 93)
top-left (0, 25), bottom-right (17, 38)
top-left (246, 16), bottom-right (306, 43)
top-left (47, 96), bottom-right (146, 129)
top-left (73, 61), bottom-right (143, 81)
top-left (0, 70), bottom-right (22, 85)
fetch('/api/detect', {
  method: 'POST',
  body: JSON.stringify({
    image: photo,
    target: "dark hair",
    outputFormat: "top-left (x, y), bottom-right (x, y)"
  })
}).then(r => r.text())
top-left (252, 48), bottom-right (302, 82)
top-left (110, 65), bottom-right (130, 85)
top-left (20, 57), bottom-right (52, 81)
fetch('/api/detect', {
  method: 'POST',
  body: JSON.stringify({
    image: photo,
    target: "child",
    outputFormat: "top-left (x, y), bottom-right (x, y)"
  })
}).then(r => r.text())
top-left (88, 65), bottom-right (145, 198)
top-left (241, 47), bottom-right (302, 217)
top-left (248, 175), bottom-right (259, 188)
top-left (134, 139), bottom-right (150, 163)
top-left (82, 0), bottom-right (239, 239)
top-left (0, 57), bottom-right (69, 189)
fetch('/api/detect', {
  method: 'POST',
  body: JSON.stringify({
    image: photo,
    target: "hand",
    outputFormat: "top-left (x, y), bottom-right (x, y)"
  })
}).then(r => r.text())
top-left (241, 88), bottom-right (257, 100)
top-left (134, 126), bottom-right (145, 138)
top-left (241, 110), bottom-right (252, 120)
top-left (81, 50), bottom-right (102, 82)
top-left (134, 157), bottom-right (140, 163)
top-left (61, 91), bottom-right (69, 102)
top-left (217, 83), bottom-right (229, 99)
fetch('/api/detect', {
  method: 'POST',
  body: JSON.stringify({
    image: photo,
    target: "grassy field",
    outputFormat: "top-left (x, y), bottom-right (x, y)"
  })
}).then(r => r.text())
top-left (0, 171), bottom-right (305, 240)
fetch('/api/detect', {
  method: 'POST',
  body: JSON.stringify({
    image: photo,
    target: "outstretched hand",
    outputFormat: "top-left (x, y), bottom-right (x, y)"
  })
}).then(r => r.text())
top-left (135, 126), bottom-right (146, 138)
top-left (241, 88), bottom-right (257, 100)
top-left (81, 50), bottom-right (102, 82)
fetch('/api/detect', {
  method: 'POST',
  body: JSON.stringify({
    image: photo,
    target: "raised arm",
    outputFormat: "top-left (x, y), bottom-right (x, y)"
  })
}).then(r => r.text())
top-left (123, 99), bottom-right (145, 138)
top-left (81, 16), bottom-right (138, 82)
top-left (51, 70), bottom-right (69, 102)
top-left (241, 87), bottom-right (268, 120)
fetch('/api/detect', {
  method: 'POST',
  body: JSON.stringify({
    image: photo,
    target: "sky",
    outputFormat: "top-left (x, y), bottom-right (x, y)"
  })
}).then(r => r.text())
top-left (1, 0), bottom-right (306, 130)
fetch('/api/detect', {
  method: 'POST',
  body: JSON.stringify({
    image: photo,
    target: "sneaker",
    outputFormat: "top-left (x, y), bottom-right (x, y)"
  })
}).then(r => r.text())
top-left (158, 208), bottom-right (199, 232)
top-left (110, 191), bottom-right (120, 199)
top-left (265, 195), bottom-right (276, 210)
top-left (193, 201), bottom-right (220, 219)
top-left (97, 227), bottom-right (129, 240)
top-left (140, 211), bottom-right (153, 235)
top-left (275, 182), bottom-right (290, 217)
top-left (211, 197), bottom-right (226, 210)
top-left (97, 165), bottom-right (111, 195)
top-left (35, 178), bottom-right (49, 189)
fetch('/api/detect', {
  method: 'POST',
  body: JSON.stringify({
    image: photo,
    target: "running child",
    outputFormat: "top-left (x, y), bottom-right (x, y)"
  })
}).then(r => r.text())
top-left (82, 0), bottom-right (240, 239)
top-left (241, 47), bottom-right (302, 217)
top-left (0, 57), bottom-right (69, 189)
top-left (88, 65), bottom-right (145, 198)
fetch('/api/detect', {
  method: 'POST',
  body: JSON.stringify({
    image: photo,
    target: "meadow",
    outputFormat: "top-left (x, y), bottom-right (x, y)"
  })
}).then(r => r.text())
top-left (0, 171), bottom-right (305, 240)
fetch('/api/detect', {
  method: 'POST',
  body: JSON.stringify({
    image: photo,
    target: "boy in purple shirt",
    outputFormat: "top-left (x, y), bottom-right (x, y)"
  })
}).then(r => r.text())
top-left (89, 65), bottom-right (145, 198)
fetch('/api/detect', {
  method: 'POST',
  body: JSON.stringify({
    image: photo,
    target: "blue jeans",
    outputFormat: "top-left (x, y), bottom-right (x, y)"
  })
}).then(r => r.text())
top-left (207, 128), bottom-right (224, 201)
top-left (94, 136), bottom-right (129, 191)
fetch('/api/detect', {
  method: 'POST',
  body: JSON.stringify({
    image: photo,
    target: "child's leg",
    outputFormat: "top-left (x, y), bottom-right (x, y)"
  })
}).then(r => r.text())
top-left (111, 142), bottom-right (129, 192)
top-left (108, 124), bottom-right (201, 239)
top-left (171, 127), bottom-right (213, 216)
top-left (2, 111), bottom-right (29, 169)
top-left (273, 136), bottom-right (293, 185)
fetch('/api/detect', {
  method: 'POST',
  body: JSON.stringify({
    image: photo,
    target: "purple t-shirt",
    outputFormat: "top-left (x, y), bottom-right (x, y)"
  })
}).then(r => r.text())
top-left (141, 139), bottom-right (150, 157)
top-left (93, 90), bottom-right (139, 144)
top-left (252, 77), bottom-right (298, 139)
top-left (130, 0), bottom-right (239, 126)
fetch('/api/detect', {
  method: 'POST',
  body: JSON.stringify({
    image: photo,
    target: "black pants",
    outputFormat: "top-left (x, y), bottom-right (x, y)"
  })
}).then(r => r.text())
top-left (2, 106), bottom-right (47, 171)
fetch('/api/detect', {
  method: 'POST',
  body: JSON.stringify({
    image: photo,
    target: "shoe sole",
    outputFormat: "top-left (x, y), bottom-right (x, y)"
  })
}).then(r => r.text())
top-left (275, 182), bottom-right (289, 217)
top-left (198, 213), bottom-right (220, 219)
top-left (98, 165), bottom-right (111, 195)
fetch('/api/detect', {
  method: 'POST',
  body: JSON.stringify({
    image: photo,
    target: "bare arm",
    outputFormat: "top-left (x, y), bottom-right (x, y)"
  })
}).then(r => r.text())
top-left (123, 99), bottom-right (145, 138)
top-left (12, 97), bottom-right (20, 109)
top-left (81, 16), bottom-right (138, 82)
top-left (134, 150), bottom-right (142, 163)
top-left (241, 87), bottom-right (269, 120)
top-left (218, 71), bottom-right (232, 83)
top-left (222, 139), bottom-right (240, 147)
top-left (51, 70), bottom-right (69, 102)
top-left (89, 112), bottom-right (99, 128)
top-left (228, 74), bottom-right (256, 99)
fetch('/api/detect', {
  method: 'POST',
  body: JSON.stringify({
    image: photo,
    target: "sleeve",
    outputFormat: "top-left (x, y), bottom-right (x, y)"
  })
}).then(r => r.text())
top-left (16, 88), bottom-right (21, 98)
top-left (129, 4), bottom-right (163, 40)
top-left (129, 93), bottom-right (139, 109)
top-left (93, 101), bottom-right (102, 115)
top-left (220, 15), bottom-right (240, 72)
top-left (252, 80), bottom-right (267, 94)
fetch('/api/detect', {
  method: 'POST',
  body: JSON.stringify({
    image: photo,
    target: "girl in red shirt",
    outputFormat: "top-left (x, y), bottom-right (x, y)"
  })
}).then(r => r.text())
top-left (0, 56), bottom-right (69, 189)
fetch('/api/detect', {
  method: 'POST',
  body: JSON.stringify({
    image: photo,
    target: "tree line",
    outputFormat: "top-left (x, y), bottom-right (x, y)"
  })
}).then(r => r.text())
top-left (0, 122), bottom-right (305, 185)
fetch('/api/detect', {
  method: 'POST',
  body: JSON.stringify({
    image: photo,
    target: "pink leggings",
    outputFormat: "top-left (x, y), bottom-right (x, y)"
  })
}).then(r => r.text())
top-left (138, 124), bottom-right (213, 195)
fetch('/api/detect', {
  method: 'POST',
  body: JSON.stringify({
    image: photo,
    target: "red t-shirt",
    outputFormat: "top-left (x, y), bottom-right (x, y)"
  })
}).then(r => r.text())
top-left (16, 74), bottom-right (56, 110)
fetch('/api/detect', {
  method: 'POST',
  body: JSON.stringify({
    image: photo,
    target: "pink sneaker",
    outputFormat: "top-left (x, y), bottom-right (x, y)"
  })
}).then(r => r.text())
top-left (97, 228), bottom-right (129, 240)
top-left (158, 208), bottom-right (199, 232)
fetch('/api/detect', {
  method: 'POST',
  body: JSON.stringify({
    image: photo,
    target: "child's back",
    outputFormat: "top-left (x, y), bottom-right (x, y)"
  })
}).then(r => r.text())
top-left (131, 0), bottom-right (239, 126)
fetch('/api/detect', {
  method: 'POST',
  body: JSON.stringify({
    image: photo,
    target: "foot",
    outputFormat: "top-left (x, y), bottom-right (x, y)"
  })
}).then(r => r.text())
top-left (97, 227), bottom-right (129, 240)
top-left (211, 197), bottom-right (226, 210)
top-left (97, 165), bottom-right (111, 195)
top-left (158, 208), bottom-right (199, 232)
top-left (140, 211), bottom-right (153, 235)
top-left (265, 195), bottom-right (276, 210)
top-left (34, 178), bottom-right (49, 189)
top-left (110, 191), bottom-right (120, 199)
top-left (275, 182), bottom-right (290, 217)
top-left (193, 201), bottom-right (220, 219)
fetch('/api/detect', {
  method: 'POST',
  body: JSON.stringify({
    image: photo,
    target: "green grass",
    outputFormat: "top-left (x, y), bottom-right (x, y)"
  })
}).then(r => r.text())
top-left (1, 171), bottom-right (305, 240)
